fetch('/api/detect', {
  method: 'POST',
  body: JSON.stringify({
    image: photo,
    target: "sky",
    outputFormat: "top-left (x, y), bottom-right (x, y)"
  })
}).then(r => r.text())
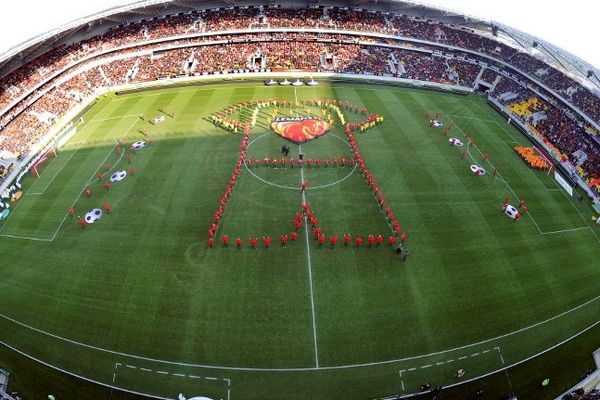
top-left (1, 0), bottom-right (599, 69)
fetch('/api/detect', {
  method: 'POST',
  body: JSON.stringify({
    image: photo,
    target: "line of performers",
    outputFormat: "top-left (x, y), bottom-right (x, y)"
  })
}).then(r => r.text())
top-left (245, 156), bottom-right (355, 168)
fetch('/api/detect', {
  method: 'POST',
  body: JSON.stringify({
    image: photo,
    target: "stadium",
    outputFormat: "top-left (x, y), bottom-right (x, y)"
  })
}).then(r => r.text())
top-left (0, 1), bottom-right (600, 399)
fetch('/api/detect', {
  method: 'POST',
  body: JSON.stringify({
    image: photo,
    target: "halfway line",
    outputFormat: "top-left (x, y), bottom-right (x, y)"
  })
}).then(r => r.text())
top-left (300, 144), bottom-right (319, 368)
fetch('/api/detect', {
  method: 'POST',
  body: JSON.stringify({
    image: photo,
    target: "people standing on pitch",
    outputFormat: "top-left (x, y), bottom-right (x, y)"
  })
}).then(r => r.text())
top-left (279, 234), bottom-right (288, 248)
top-left (330, 235), bottom-right (338, 247)
top-left (263, 236), bottom-right (271, 249)
top-left (343, 234), bottom-right (351, 246)
top-left (355, 235), bottom-right (363, 248)
top-left (368, 234), bottom-right (375, 247)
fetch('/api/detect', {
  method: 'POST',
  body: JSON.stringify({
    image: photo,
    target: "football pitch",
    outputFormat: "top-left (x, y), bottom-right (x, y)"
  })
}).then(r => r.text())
top-left (1, 81), bottom-right (600, 400)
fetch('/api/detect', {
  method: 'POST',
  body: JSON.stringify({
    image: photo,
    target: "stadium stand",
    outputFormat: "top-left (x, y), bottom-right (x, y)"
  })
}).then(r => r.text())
top-left (0, 6), bottom-right (599, 196)
top-left (480, 68), bottom-right (501, 84)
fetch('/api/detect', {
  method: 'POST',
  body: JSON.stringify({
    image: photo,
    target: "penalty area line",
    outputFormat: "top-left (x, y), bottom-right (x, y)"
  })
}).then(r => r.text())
top-left (0, 98), bottom-right (114, 239)
top-left (0, 233), bottom-right (53, 242)
top-left (50, 117), bottom-right (139, 242)
top-left (88, 114), bottom-right (141, 124)
top-left (27, 141), bottom-right (84, 196)
top-left (383, 320), bottom-right (600, 399)
top-left (446, 114), bottom-right (545, 235)
top-left (541, 226), bottom-right (590, 235)
top-left (491, 116), bottom-right (600, 245)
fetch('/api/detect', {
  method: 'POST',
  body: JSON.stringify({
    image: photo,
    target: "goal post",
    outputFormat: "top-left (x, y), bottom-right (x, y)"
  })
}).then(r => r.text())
top-left (31, 146), bottom-right (57, 178)
top-left (533, 146), bottom-right (556, 175)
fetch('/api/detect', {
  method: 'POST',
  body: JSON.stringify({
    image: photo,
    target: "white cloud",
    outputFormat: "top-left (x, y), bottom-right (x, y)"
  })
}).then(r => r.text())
top-left (0, 0), bottom-right (129, 54)
top-left (423, 0), bottom-right (600, 69)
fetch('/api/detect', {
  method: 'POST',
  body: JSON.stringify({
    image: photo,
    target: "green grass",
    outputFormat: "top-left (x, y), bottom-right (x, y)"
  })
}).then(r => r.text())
top-left (1, 81), bottom-right (600, 400)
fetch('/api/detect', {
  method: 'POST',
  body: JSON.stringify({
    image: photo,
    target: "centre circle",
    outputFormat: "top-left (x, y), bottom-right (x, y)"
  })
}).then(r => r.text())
top-left (244, 133), bottom-right (357, 190)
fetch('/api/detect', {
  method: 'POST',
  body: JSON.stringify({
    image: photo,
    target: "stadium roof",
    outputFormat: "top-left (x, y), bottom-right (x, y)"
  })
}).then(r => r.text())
top-left (1, 0), bottom-right (598, 90)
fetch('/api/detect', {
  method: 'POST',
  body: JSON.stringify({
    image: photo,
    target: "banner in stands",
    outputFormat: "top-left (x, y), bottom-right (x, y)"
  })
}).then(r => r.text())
top-left (271, 117), bottom-right (330, 144)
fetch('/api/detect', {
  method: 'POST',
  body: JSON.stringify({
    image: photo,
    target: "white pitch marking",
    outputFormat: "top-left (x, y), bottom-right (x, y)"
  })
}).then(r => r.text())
top-left (446, 114), bottom-right (496, 123)
top-left (488, 115), bottom-right (600, 246)
top-left (140, 368), bottom-right (152, 372)
top-left (1, 102), bottom-right (600, 374)
top-left (458, 356), bottom-right (467, 360)
top-left (28, 144), bottom-right (81, 196)
top-left (0, 339), bottom-right (168, 400)
top-left (399, 370), bottom-right (405, 391)
top-left (157, 371), bottom-right (169, 375)
top-left (126, 364), bottom-right (137, 369)
top-left (495, 121), bottom-right (600, 243)
top-left (243, 133), bottom-right (356, 191)
top-left (110, 82), bottom-right (451, 104)
top-left (87, 97), bottom-right (117, 124)
top-left (49, 116), bottom-right (138, 242)
top-left (470, 353), bottom-right (480, 357)
top-left (541, 226), bottom-right (590, 235)
top-left (496, 347), bottom-right (505, 363)
top-left (189, 375), bottom-right (202, 379)
top-left (0, 97), bottom-right (114, 236)
top-left (88, 114), bottom-right (141, 123)
top-left (1, 294), bottom-right (597, 374)
top-left (205, 376), bottom-right (218, 380)
top-left (300, 143), bottom-right (320, 368)
top-left (446, 114), bottom-right (546, 235)
top-left (173, 373), bottom-right (186, 377)
top-left (0, 234), bottom-right (53, 242)
top-left (294, 86), bottom-right (299, 115)
top-left (49, 144), bottom-right (119, 241)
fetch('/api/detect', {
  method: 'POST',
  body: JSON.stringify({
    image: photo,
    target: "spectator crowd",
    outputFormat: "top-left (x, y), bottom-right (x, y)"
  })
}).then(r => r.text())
top-left (0, 6), bottom-right (598, 186)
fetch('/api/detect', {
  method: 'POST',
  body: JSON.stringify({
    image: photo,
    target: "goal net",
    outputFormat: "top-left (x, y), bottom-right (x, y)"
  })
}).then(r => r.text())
top-left (31, 146), bottom-right (57, 178)
top-left (533, 146), bottom-right (556, 175)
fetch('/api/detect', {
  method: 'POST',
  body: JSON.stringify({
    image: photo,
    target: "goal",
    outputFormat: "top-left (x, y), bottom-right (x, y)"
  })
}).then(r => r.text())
top-left (533, 146), bottom-right (556, 175)
top-left (31, 146), bottom-right (57, 178)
